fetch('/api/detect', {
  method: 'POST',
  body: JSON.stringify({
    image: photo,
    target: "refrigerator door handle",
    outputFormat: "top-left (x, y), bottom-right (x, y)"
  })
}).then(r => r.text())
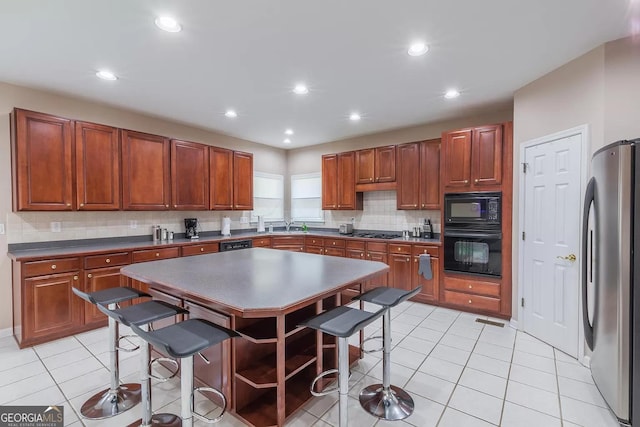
top-left (582, 177), bottom-right (596, 350)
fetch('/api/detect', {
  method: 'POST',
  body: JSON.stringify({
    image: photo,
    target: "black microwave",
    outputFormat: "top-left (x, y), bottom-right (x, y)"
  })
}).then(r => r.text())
top-left (444, 192), bottom-right (501, 228)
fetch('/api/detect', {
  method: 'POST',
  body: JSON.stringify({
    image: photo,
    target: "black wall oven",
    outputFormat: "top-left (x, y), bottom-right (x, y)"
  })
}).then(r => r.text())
top-left (443, 192), bottom-right (502, 277)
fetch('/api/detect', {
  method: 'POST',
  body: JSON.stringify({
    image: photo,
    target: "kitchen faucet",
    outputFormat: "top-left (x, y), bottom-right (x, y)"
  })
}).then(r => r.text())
top-left (284, 219), bottom-right (294, 232)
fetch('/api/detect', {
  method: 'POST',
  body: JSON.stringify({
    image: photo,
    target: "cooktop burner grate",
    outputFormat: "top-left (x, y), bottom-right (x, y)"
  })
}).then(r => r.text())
top-left (353, 233), bottom-right (402, 239)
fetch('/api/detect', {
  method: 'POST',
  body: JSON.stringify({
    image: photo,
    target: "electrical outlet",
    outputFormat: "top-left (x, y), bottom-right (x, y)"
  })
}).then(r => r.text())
top-left (50, 221), bottom-right (61, 233)
top-left (239, 216), bottom-right (249, 224)
top-left (0, 223), bottom-right (5, 235)
top-left (129, 220), bottom-right (138, 229)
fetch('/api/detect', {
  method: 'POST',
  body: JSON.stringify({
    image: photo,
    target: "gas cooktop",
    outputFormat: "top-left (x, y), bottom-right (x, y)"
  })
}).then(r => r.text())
top-left (352, 233), bottom-right (402, 240)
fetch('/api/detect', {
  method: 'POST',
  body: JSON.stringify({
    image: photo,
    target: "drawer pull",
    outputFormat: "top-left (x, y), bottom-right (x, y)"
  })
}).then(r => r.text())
top-left (332, 242), bottom-right (336, 245)
top-left (73, 275), bottom-right (78, 280)
top-left (105, 258), bottom-right (111, 263)
top-left (406, 258), bottom-right (410, 262)
top-left (51, 265), bottom-right (57, 270)
top-left (200, 248), bottom-right (204, 252)
top-left (156, 253), bottom-right (160, 257)
top-left (468, 299), bottom-right (473, 304)
top-left (87, 273), bottom-right (93, 278)
top-left (468, 285), bottom-right (473, 289)
top-left (475, 179), bottom-right (479, 183)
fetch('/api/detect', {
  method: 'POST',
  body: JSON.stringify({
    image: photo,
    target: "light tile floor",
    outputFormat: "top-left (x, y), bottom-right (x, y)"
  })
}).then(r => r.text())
top-left (0, 301), bottom-right (620, 427)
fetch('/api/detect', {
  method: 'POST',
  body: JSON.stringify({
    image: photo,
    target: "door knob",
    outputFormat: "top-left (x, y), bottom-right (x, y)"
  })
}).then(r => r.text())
top-left (557, 254), bottom-right (577, 262)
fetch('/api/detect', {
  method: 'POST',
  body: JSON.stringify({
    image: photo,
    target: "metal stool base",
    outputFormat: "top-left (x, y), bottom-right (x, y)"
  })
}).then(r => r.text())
top-left (359, 384), bottom-right (415, 421)
top-left (80, 383), bottom-right (142, 419)
top-left (128, 413), bottom-right (182, 427)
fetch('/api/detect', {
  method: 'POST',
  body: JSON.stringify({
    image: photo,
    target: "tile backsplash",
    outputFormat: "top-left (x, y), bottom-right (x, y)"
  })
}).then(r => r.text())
top-left (6, 191), bottom-right (440, 244)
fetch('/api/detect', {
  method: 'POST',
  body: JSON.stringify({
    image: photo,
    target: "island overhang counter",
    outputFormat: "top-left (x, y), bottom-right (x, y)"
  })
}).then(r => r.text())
top-left (120, 247), bottom-right (389, 427)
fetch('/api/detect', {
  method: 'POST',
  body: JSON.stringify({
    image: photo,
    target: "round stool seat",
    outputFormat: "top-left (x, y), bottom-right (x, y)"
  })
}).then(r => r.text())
top-left (354, 286), bottom-right (422, 308)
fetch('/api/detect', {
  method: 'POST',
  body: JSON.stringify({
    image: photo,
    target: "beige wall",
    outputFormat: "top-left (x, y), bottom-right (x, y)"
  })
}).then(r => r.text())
top-left (512, 36), bottom-right (640, 322)
top-left (0, 81), bottom-right (287, 333)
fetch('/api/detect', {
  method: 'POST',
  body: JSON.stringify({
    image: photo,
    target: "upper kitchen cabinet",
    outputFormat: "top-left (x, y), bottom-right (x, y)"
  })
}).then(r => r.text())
top-left (121, 130), bottom-right (171, 210)
top-left (75, 121), bottom-right (121, 210)
top-left (11, 109), bottom-right (74, 211)
top-left (442, 124), bottom-right (503, 190)
top-left (322, 152), bottom-right (363, 210)
top-left (171, 139), bottom-right (209, 210)
top-left (355, 145), bottom-right (396, 191)
top-left (209, 147), bottom-right (233, 210)
top-left (396, 139), bottom-right (440, 210)
top-left (210, 147), bottom-right (254, 211)
top-left (232, 151), bottom-right (253, 210)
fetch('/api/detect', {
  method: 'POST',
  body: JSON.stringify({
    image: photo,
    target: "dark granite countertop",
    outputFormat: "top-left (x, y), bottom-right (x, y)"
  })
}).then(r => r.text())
top-left (7, 229), bottom-right (440, 261)
top-left (121, 247), bottom-right (389, 317)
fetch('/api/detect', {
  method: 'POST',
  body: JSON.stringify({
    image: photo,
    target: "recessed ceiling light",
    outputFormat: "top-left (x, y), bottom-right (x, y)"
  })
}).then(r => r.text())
top-left (349, 113), bottom-right (361, 121)
top-left (408, 42), bottom-right (429, 56)
top-left (284, 129), bottom-right (294, 135)
top-left (444, 89), bottom-right (460, 99)
top-left (224, 110), bottom-right (237, 118)
top-left (96, 70), bottom-right (117, 81)
top-left (283, 138), bottom-right (292, 144)
top-left (293, 84), bottom-right (309, 95)
top-left (155, 16), bottom-right (182, 32)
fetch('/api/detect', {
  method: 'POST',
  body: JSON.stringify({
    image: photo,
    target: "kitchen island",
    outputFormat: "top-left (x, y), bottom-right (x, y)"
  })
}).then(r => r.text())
top-left (120, 247), bottom-right (389, 427)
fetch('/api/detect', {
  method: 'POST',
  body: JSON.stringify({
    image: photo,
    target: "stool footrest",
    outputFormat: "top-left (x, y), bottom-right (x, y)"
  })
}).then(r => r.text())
top-left (192, 386), bottom-right (227, 424)
top-left (116, 334), bottom-right (140, 352)
top-left (311, 369), bottom-right (339, 397)
top-left (149, 357), bottom-right (179, 382)
top-left (362, 335), bottom-right (384, 354)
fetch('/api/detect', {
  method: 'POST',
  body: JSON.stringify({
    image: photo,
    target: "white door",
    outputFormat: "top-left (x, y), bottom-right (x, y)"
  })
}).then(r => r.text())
top-left (521, 133), bottom-right (582, 356)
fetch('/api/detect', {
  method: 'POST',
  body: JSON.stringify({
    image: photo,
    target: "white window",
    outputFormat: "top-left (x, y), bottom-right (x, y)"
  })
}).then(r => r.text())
top-left (291, 173), bottom-right (324, 223)
top-left (252, 172), bottom-right (284, 222)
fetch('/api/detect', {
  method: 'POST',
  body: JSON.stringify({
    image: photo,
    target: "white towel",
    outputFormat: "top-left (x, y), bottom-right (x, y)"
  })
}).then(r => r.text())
top-left (418, 253), bottom-right (432, 280)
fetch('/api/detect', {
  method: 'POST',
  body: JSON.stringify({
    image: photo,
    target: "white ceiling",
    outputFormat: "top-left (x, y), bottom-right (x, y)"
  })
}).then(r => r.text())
top-left (0, 1), bottom-right (636, 149)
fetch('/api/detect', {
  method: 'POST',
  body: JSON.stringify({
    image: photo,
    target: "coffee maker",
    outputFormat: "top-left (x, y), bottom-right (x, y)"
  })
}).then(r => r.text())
top-left (184, 218), bottom-right (199, 239)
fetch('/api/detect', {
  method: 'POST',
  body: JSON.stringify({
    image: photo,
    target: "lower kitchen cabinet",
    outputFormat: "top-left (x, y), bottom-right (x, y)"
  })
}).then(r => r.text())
top-left (252, 236), bottom-right (272, 248)
top-left (388, 244), bottom-right (412, 291)
top-left (272, 236), bottom-right (305, 252)
top-left (83, 266), bottom-right (127, 326)
top-left (411, 245), bottom-right (439, 303)
top-left (20, 270), bottom-right (83, 346)
top-left (442, 274), bottom-right (502, 314)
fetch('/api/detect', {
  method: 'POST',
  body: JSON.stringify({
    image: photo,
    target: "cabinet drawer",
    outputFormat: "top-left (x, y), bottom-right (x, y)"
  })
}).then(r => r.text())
top-left (443, 290), bottom-right (500, 313)
top-left (252, 237), bottom-right (272, 247)
top-left (444, 276), bottom-right (500, 297)
top-left (346, 240), bottom-right (365, 250)
top-left (367, 242), bottom-right (387, 253)
top-left (133, 247), bottom-right (180, 263)
top-left (182, 243), bottom-right (219, 257)
top-left (272, 236), bottom-right (304, 246)
top-left (323, 238), bottom-right (345, 248)
top-left (306, 236), bottom-right (324, 246)
top-left (412, 245), bottom-right (439, 258)
top-left (389, 244), bottom-right (411, 255)
top-left (24, 257), bottom-right (81, 277)
top-left (273, 245), bottom-right (305, 252)
top-left (84, 252), bottom-right (131, 269)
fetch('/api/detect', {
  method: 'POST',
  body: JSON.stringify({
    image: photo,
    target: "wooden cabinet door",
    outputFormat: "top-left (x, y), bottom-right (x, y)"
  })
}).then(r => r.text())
top-left (367, 251), bottom-right (388, 289)
top-left (24, 272), bottom-right (82, 340)
top-left (171, 139), bottom-right (209, 210)
top-left (355, 148), bottom-right (375, 184)
top-left (337, 152), bottom-right (357, 209)
top-left (412, 256), bottom-right (439, 303)
top-left (185, 302), bottom-right (233, 408)
top-left (84, 266), bottom-right (125, 325)
top-left (210, 147), bottom-right (234, 210)
top-left (389, 254), bottom-right (412, 291)
top-left (75, 121), bottom-right (120, 210)
top-left (12, 109), bottom-right (74, 211)
top-left (472, 124), bottom-right (503, 186)
top-left (375, 145), bottom-right (396, 183)
top-left (419, 139), bottom-right (441, 209)
top-left (396, 142), bottom-right (420, 209)
top-left (443, 129), bottom-right (472, 188)
top-left (322, 154), bottom-right (338, 209)
top-left (121, 130), bottom-right (171, 210)
top-left (233, 151), bottom-right (253, 210)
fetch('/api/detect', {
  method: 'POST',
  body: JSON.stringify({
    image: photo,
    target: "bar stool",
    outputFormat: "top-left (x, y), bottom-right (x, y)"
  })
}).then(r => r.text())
top-left (96, 300), bottom-right (188, 427)
top-left (72, 286), bottom-right (151, 419)
top-left (354, 286), bottom-right (422, 421)
top-left (125, 318), bottom-right (240, 427)
top-left (300, 305), bottom-right (385, 427)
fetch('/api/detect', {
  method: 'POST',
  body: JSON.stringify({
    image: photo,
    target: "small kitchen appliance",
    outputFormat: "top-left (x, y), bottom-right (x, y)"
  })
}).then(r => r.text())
top-left (184, 218), bottom-right (199, 239)
top-left (339, 224), bottom-right (353, 235)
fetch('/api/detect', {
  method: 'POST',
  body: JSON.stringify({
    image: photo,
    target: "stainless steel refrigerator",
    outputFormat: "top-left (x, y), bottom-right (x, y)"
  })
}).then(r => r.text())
top-left (582, 139), bottom-right (640, 426)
